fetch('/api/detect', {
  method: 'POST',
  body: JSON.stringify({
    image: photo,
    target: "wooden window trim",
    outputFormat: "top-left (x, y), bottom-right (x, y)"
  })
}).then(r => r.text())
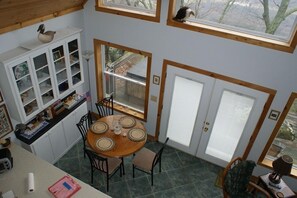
top-left (167, 1), bottom-right (297, 53)
top-left (93, 39), bottom-right (151, 121)
top-left (96, 0), bottom-right (161, 23)
top-left (259, 92), bottom-right (297, 179)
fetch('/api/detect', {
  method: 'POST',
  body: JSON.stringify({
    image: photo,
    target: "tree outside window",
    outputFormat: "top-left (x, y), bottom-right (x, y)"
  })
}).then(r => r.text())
top-left (96, 0), bottom-right (161, 22)
top-left (171, 0), bottom-right (297, 52)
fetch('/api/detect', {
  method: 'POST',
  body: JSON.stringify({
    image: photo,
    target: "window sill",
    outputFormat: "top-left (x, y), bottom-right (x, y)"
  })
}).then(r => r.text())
top-left (260, 158), bottom-right (297, 179)
top-left (113, 103), bottom-right (145, 121)
top-left (167, 18), bottom-right (295, 53)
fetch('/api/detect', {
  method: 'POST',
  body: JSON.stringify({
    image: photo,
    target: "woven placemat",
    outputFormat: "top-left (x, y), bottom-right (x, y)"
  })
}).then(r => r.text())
top-left (128, 128), bottom-right (146, 142)
top-left (91, 121), bottom-right (109, 134)
top-left (95, 137), bottom-right (115, 151)
top-left (120, 116), bottom-right (136, 128)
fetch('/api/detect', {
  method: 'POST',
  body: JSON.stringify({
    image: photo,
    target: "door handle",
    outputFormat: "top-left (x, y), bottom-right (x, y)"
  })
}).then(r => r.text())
top-left (204, 127), bottom-right (208, 132)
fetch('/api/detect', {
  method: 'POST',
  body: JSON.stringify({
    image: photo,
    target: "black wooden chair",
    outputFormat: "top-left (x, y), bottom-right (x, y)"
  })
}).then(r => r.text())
top-left (132, 137), bottom-right (169, 185)
top-left (95, 95), bottom-right (113, 118)
top-left (222, 157), bottom-right (270, 198)
top-left (84, 148), bottom-right (123, 192)
top-left (76, 111), bottom-right (93, 158)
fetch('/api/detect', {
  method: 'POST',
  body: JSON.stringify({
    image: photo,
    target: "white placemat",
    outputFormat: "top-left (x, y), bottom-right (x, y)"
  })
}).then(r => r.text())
top-left (95, 137), bottom-right (115, 151)
top-left (120, 116), bottom-right (136, 128)
top-left (91, 121), bottom-right (109, 134)
top-left (128, 128), bottom-right (146, 142)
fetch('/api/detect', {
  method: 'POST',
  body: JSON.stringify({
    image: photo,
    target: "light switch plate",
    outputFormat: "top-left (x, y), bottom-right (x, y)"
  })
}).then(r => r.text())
top-left (150, 95), bottom-right (157, 102)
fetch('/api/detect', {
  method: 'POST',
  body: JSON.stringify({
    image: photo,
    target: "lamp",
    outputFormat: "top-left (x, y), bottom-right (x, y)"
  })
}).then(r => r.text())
top-left (82, 50), bottom-right (94, 110)
top-left (269, 155), bottom-right (293, 185)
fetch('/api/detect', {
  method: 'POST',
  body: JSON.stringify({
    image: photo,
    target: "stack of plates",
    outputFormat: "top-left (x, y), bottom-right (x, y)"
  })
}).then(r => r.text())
top-left (96, 137), bottom-right (115, 151)
top-left (128, 128), bottom-right (146, 142)
top-left (91, 121), bottom-right (109, 134)
top-left (120, 116), bottom-right (136, 128)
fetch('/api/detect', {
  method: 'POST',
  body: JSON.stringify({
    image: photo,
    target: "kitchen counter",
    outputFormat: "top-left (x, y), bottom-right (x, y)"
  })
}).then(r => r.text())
top-left (0, 143), bottom-right (110, 198)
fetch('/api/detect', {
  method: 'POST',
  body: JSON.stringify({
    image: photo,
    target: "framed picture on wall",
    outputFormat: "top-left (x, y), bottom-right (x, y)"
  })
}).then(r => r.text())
top-left (0, 104), bottom-right (13, 138)
top-left (153, 75), bottom-right (160, 85)
top-left (0, 90), bottom-right (3, 103)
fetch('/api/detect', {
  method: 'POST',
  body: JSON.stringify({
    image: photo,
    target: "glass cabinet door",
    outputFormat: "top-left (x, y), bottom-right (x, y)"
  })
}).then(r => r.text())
top-left (12, 60), bottom-right (39, 117)
top-left (51, 45), bottom-right (69, 95)
top-left (32, 52), bottom-right (56, 106)
top-left (67, 39), bottom-right (82, 86)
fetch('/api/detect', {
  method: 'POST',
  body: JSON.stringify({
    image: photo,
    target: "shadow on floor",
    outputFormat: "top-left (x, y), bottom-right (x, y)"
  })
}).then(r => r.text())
top-left (54, 139), bottom-right (223, 198)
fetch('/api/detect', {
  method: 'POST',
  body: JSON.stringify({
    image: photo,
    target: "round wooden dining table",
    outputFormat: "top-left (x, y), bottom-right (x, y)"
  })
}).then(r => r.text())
top-left (86, 115), bottom-right (147, 157)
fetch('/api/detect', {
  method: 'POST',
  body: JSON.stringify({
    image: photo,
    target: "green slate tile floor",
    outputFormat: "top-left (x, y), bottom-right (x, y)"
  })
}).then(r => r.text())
top-left (54, 139), bottom-right (223, 198)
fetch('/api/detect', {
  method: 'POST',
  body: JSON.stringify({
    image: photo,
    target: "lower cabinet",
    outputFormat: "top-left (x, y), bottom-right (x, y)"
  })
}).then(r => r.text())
top-left (27, 101), bottom-right (87, 164)
top-left (31, 132), bottom-right (55, 163)
top-left (63, 101), bottom-right (87, 148)
top-left (48, 123), bottom-right (68, 161)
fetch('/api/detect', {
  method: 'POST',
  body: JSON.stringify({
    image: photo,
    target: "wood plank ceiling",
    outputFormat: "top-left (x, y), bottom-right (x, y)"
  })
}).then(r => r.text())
top-left (0, 0), bottom-right (87, 34)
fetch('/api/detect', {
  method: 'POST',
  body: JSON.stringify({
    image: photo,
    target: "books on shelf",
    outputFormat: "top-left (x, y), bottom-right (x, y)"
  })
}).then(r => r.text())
top-left (48, 175), bottom-right (81, 198)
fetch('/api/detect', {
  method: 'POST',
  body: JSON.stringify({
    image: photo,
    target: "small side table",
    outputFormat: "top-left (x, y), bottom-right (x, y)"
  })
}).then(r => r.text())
top-left (258, 173), bottom-right (296, 198)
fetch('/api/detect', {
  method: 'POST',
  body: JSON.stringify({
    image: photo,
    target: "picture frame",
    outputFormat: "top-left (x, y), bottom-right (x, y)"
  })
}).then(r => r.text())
top-left (0, 104), bottom-right (13, 138)
top-left (53, 50), bottom-right (61, 60)
top-left (0, 89), bottom-right (3, 103)
top-left (153, 75), bottom-right (160, 85)
top-left (268, 110), bottom-right (280, 121)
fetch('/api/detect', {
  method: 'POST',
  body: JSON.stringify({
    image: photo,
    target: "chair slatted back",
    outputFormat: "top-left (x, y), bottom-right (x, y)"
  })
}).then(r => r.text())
top-left (85, 149), bottom-right (109, 174)
top-left (222, 157), bottom-right (256, 197)
top-left (95, 95), bottom-right (114, 118)
top-left (76, 111), bottom-right (92, 141)
top-left (152, 137), bottom-right (169, 168)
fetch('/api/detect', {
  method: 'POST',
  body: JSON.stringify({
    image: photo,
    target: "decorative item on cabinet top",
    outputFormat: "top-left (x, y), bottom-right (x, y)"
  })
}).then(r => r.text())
top-left (37, 24), bottom-right (56, 43)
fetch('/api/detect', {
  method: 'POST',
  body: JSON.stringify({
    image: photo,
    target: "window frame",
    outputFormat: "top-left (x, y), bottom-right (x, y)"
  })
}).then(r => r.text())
top-left (167, 1), bottom-right (297, 53)
top-left (93, 39), bottom-right (152, 121)
top-left (259, 92), bottom-right (297, 179)
top-left (96, 0), bottom-right (162, 23)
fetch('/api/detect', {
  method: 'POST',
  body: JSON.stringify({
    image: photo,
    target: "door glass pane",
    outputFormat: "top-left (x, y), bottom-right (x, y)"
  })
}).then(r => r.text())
top-left (167, 76), bottom-right (203, 147)
top-left (206, 90), bottom-right (255, 161)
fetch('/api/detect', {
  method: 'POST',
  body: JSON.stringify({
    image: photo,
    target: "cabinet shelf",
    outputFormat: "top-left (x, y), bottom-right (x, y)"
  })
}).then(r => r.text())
top-left (16, 73), bottom-right (30, 81)
top-left (38, 74), bottom-right (50, 83)
top-left (36, 64), bottom-right (48, 72)
top-left (18, 83), bottom-right (33, 94)
top-left (71, 67), bottom-right (80, 76)
top-left (22, 95), bottom-right (36, 106)
top-left (40, 86), bottom-right (52, 95)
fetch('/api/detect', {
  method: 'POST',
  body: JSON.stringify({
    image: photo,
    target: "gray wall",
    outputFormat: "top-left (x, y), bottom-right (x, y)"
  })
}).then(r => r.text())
top-left (0, 0), bottom-right (296, 190)
top-left (82, 0), bottom-right (297, 189)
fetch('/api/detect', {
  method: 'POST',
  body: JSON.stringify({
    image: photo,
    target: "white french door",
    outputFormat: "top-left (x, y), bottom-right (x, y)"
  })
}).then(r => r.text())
top-left (159, 65), bottom-right (268, 167)
top-left (159, 66), bottom-right (214, 155)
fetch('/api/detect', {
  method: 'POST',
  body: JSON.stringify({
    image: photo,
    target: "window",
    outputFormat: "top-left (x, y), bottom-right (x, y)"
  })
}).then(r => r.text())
top-left (96, 0), bottom-right (161, 22)
top-left (168, 1), bottom-right (297, 52)
top-left (94, 39), bottom-right (151, 120)
top-left (260, 93), bottom-right (297, 177)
